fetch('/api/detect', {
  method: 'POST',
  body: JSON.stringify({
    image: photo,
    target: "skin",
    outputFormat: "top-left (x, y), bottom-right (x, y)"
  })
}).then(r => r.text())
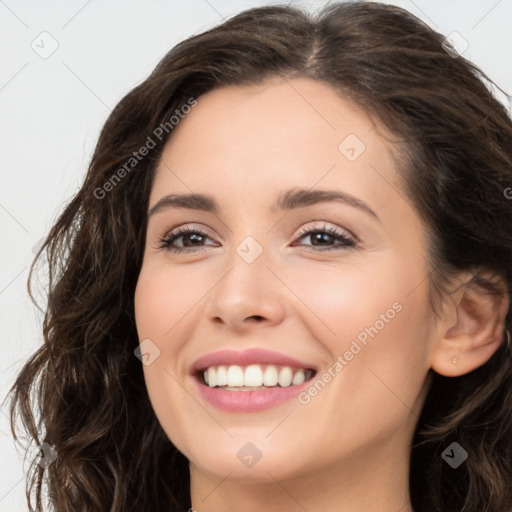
top-left (134, 77), bottom-right (509, 512)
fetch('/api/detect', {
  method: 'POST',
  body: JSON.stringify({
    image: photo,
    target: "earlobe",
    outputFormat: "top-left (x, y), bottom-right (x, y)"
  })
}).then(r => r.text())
top-left (430, 271), bottom-right (510, 378)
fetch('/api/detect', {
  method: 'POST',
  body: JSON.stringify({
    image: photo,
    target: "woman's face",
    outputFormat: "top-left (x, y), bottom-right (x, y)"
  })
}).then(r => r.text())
top-left (134, 77), bottom-right (436, 485)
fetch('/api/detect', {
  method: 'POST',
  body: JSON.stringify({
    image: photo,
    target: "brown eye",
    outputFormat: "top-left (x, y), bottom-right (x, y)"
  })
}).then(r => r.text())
top-left (294, 225), bottom-right (356, 251)
top-left (158, 227), bottom-right (216, 253)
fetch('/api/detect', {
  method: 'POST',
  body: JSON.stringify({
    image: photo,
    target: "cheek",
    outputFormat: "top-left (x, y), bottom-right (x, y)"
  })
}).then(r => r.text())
top-left (282, 256), bottom-right (409, 347)
top-left (134, 262), bottom-right (207, 339)
top-left (133, 264), bottom-right (194, 401)
top-left (286, 253), bottom-right (431, 398)
top-left (134, 274), bottom-right (172, 338)
top-left (133, 264), bottom-right (202, 447)
top-left (283, 262), bottom-right (431, 452)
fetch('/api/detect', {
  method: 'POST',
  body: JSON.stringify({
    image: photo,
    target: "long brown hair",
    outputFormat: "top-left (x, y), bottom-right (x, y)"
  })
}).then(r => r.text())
top-left (7, 2), bottom-right (512, 511)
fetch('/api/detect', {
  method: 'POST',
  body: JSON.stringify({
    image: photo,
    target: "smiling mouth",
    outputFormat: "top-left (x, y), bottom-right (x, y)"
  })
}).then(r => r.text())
top-left (195, 364), bottom-right (317, 391)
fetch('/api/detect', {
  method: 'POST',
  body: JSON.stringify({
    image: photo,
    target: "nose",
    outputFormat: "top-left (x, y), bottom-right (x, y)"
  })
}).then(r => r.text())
top-left (205, 243), bottom-right (287, 333)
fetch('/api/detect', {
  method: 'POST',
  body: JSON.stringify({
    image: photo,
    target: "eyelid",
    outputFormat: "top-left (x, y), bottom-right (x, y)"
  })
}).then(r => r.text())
top-left (161, 221), bottom-right (355, 241)
top-left (160, 222), bottom-right (219, 241)
top-left (157, 220), bottom-right (358, 254)
top-left (295, 221), bottom-right (357, 242)
top-left (155, 224), bottom-right (217, 251)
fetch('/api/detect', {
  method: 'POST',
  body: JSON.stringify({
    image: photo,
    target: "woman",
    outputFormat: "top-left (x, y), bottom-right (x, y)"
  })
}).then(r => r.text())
top-left (8, 2), bottom-right (512, 511)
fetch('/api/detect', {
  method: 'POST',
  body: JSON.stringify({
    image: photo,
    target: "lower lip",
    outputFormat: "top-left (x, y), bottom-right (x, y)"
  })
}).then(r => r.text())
top-left (191, 374), bottom-right (315, 412)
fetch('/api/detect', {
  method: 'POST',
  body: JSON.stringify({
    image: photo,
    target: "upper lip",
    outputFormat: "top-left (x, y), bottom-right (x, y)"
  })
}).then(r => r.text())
top-left (191, 348), bottom-right (318, 374)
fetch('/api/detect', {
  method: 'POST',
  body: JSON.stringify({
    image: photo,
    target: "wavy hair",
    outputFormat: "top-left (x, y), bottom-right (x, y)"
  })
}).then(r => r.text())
top-left (7, 2), bottom-right (512, 511)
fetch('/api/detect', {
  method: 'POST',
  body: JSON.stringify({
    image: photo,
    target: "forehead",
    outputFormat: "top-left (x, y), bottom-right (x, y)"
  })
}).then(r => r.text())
top-left (151, 77), bottom-right (403, 218)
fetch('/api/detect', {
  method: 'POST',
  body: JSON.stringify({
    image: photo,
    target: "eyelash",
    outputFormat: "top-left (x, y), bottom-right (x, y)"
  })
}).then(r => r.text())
top-left (157, 224), bottom-right (356, 254)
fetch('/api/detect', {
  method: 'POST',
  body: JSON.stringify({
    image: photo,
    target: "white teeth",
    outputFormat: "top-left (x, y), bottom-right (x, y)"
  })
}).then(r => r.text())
top-left (207, 367), bottom-right (217, 387)
top-left (263, 366), bottom-right (278, 386)
top-left (201, 364), bottom-right (313, 389)
top-left (278, 367), bottom-right (293, 387)
top-left (216, 365), bottom-right (228, 386)
top-left (227, 365), bottom-right (244, 386)
top-left (292, 369), bottom-right (306, 385)
top-left (244, 364), bottom-right (263, 386)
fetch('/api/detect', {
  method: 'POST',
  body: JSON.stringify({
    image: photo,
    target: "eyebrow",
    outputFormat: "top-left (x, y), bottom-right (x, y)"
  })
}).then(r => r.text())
top-left (148, 188), bottom-right (380, 222)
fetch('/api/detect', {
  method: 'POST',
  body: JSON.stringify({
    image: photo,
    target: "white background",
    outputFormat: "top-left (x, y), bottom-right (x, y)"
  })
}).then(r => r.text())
top-left (1, 1), bottom-right (511, 510)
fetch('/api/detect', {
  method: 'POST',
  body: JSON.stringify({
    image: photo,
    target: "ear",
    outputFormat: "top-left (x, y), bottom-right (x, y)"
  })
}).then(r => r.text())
top-left (430, 270), bottom-right (510, 377)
